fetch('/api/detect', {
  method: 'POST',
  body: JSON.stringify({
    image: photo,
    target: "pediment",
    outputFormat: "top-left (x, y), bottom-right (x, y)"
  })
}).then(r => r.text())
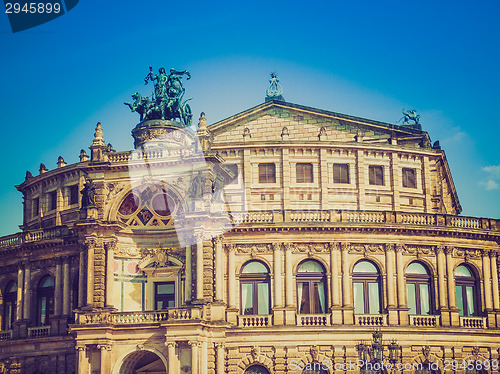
top-left (209, 100), bottom-right (427, 146)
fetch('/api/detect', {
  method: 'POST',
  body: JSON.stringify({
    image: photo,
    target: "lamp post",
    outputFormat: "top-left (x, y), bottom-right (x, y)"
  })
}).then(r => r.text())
top-left (357, 331), bottom-right (401, 374)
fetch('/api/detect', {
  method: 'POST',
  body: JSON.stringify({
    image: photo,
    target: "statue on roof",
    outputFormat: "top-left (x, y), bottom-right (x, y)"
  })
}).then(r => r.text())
top-left (125, 66), bottom-right (193, 127)
top-left (399, 108), bottom-right (421, 126)
top-left (265, 72), bottom-right (285, 102)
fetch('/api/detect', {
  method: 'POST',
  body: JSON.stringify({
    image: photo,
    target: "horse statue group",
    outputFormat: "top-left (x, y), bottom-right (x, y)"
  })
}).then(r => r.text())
top-left (398, 108), bottom-right (421, 126)
top-left (125, 67), bottom-right (193, 127)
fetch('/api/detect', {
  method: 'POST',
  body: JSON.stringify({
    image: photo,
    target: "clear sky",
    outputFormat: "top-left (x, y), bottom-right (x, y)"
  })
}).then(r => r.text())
top-left (0, 0), bottom-right (498, 236)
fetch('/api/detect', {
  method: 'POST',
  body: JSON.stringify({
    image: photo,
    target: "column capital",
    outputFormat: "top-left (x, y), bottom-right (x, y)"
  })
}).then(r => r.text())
top-left (165, 342), bottom-right (178, 349)
top-left (225, 243), bottom-right (237, 252)
top-left (384, 243), bottom-right (395, 252)
top-left (214, 342), bottom-right (226, 349)
top-left (188, 341), bottom-right (202, 348)
top-left (75, 345), bottom-right (88, 352)
top-left (434, 245), bottom-right (445, 255)
top-left (272, 242), bottom-right (283, 252)
top-left (490, 250), bottom-right (499, 258)
top-left (395, 244), bottom-right (405, 253)
top-left (104, 239), bottom-right (117, 251)
top-left (328, 242), bottom-right (340, 252)
top-left (97, 344), bottom-right (112, 351)
top-left (443, 246), bottom-right (454, 255)
top-left (84, 237), bottom-right (99, 250)
top-left (214, 236), bottom-right (224, 245)
top-left (340, 242), bottom-right (350, 252)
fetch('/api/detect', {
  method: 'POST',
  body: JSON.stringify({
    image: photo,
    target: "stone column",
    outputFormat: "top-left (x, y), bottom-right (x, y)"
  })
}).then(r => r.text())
top-left (189, 341), bottom-right (200, 374)
top-left (76, 346), bottom-right (89, 374)
top-left (285, 245), bottom-right (293, 307)
top-left (63, 258), bottom-right (70, 315)
top-left (386, 245), bottom-right (396, 308)
top-left (482, 252), bottom-right (493, 311)
top-left (16, 266), bottom-right (23, 322)
top-left (356, 150), bottom-right (366, 209)
top-left (228, 245), bottom-right (236, 309)
top-left (55, 259), bottom-right (63, 316)
top-left (215, 343), bottom-right (225, 374)
top-left (196, 236), bottom-right (204, 301)
top-left (390, 152), bottom-right (401, 211)
top-left (23, 266), bottom-right (30, 320)
top-left (98, 344), bottom-right (111, 374)
top-left (185, 244), bottom-right (192, 302)
top-left (215, 237), bottom-right (223, 301)
top-left (436, 246), bottom-right (447, 310)
top-left (167, 342), bottom-right (177, 373)
top-left (330, 244), bottom-right (340, 307)
top-left (395, 245), bottom-right (408, 325)
top-left (491, 251), bottom-right (500, 311)
top-left (78, 250), bottom-right (85, 308)
top-left (86, 240), bottom-right (95, 307)
top-left (445, 247), bottom-right (456, 309)
top-left (341, 243), bottom-right (351, 307)
top-left (273, 243), bottom-right (283, 308)
top-left (105, 241), bottom-right (115, 308)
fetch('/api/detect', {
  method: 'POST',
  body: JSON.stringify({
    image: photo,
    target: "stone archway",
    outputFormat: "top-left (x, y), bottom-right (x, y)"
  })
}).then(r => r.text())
top-left (116, 350), bottom-right (167, 374)
top-left (244, 364), bottom-right (271, 374)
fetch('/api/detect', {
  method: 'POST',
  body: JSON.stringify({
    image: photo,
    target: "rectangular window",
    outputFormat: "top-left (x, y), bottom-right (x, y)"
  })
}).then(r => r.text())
top-left (456, 285), bottom-right (464, 316)
top-left (296, 163), bottom-right (313, 183)
top-left (402, 168), bottom-right (416, 188)
top-left (333, 164), bottom-right (349, 183)
top-left (69, 185), bottom-right (79, 205)
top-left (241, 283), bottom-right (254, 315)
top-left (368, 283), bottom-right (380, 314)
top-left (407, 283), bottom-right (416, 315)
top-left (369, 165), bottom-right (384, 186)
top-left (226, 164), bottom-right (239, 185)
top-left (419, 284), bottom-right (430, 315)
top-left (353, 282), bottom-right (364, 314)
top-left (32, 197), bottom-right (39, 218)
top-left (155, 282), bottom-right (175, 310)
top-left (48, 191), bottom-right (57, 211)
top-left (258, 163), bottom-right (276, 183)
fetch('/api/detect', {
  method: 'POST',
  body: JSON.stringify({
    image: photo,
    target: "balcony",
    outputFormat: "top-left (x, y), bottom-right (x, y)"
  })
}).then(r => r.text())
top-left (27, 326), bottom-right (51, 338)
top-left (296, 314), bottom-right (330, 326)
top-left (77, 307), bottom-right (203, 325)
top-left (0, 330), bottom-right (13, 340)
top-left (409, 315), bottom-right (440, 327)
top-left (237, 315), bottom-right (271, 327)
top-left (355, 314), bottom-right (388, 326)
top-left (460, 316), bottom-right (486, 329)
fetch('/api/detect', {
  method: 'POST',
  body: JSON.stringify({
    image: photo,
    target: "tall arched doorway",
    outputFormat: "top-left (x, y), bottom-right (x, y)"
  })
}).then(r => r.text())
top-left (118, 350), bottom-right (167, 374)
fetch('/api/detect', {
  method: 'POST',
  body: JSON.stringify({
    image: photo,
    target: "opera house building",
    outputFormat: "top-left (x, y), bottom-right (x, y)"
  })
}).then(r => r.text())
top-left (0, 75), bottom-right (499, 374)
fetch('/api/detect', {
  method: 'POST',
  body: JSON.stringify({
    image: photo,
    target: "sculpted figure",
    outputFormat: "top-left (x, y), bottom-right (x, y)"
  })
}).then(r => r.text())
top-left (81, 179), bottom-right (96, 208)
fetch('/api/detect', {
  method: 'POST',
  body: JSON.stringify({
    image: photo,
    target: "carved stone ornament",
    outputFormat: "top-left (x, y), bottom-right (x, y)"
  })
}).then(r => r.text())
top-left (422, 346), bottom-right (431, 360)
top-left (237, 244), bottom-right (272, 255)
top-left (104, 182), bottom-right (127, 202)
top-left (348, 243), bottom-right (384, 255)
top-left (291, 243), bottom-right (329, 254)
top-left (310, 345), bottom-right (320, 361)
top-left (471, 346), bottom-right (480, 359)
top-left (453, 247), bottom-right (481, 260)
top-left (404, 245), bottom-right (432, 258)
top-left (251, 346), bottom-right (260, 361)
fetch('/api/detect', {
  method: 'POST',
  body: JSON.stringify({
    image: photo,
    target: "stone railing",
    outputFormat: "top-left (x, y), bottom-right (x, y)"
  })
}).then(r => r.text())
top-left (0, 226), bottom-right (71, 249)
top-left (297, 314), bottom-right (330, 326)
top-left (355, 314), bottom-right (388, 326)
top-left (227, 210), bottom-right (498, 231)
top-left (290, 211), bottom-right (331, 222)
top-left (237, 315), bottom-right (271, 327)
top-left (460, 316), bottom-right (486, 329)
top-left (409, 315), bottom-right (440, 327)
top-left (27, 326), bottom-right (50, 338)
top-left (107, 151), bottom-right (132, 163)
top-left (78, 307), bottom-right (203, 325)
top-left (0, 330), bottom-right (13, 340)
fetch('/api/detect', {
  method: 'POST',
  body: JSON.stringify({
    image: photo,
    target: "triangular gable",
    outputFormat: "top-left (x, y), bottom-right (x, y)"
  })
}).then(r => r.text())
top-left (209, 100), bottom-right (428, 146)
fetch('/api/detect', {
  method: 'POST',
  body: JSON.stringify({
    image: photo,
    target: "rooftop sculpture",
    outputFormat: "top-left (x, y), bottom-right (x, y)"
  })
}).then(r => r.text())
top-left (265, 72), bottom-right (285, 102)
top-left (125, 66), bottom-right (193, 127)
top-left (399, 108), bottom-right (421, 126)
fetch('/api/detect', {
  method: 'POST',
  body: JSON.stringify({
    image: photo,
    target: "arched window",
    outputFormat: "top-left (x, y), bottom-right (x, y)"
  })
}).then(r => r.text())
top-left (37, 275), bottom-right (55, 326)
top-left (240, 261), bottom-right (270, 315)
top-left (353, 260), bottom-right (381, 315)
top-left (406, 262), bottom-right (432, 315)
top-left (297, 260), bottom-right (327, 314)
top-left (455, 264), bottom-right (479, 317)
top-left (2, 281), bottom-right (17, 330)
top-left (244, 365), bottom-right (270, 374)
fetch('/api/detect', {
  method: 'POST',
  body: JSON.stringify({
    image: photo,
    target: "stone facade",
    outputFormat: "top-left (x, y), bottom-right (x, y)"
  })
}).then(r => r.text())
top-left (0, 100), bottom-right (499, 374)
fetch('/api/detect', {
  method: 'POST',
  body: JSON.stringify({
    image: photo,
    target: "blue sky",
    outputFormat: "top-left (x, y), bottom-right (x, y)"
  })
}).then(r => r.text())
top-left (0, 0), bottom-right (498, 236)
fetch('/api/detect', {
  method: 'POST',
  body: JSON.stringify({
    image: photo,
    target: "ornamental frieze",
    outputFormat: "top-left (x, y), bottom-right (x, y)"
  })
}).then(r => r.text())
top-left (291, 243), bottom-right (329, 254)
top-left (453, 247), bottom-right (482, 259)
top-left (403, 245), bottom-right (433, 258)
top-left (236, 244), bottom-right (272, 255)
top-left (348, 243), bottom-right (384, 255)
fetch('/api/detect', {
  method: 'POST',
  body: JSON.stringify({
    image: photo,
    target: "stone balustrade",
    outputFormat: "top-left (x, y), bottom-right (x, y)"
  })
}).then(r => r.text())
top-left (355, 314), bottom-right (388, 326)
top-left (27, 326), bottom-right (50, 338)
top-left (409, 315), bottom-right (440, 327)
top-left (296, 314), bottom-right (330, 326)
top-left (460, 316), bottom-right (486, 329)
top-left (237, 315), bottom-right (271, 327)
top-left (0, 330), bottom-right (13, 340)
top-left (77, 307), bottom-right (203, 326)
